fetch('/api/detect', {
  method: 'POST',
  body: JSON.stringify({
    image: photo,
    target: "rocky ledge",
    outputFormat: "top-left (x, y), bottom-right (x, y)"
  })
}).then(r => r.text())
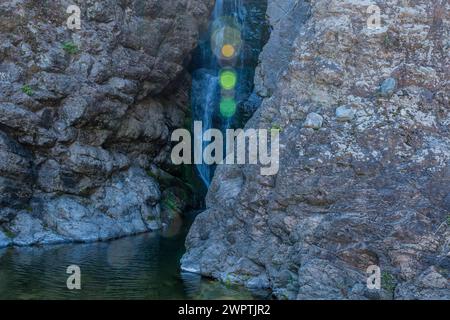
top-left (0, 0), bottom-right (214, 247)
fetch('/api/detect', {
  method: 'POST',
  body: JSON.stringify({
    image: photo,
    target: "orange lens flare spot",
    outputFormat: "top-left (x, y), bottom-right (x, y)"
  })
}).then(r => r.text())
top-left (221, 44), bottom-right (235, 58)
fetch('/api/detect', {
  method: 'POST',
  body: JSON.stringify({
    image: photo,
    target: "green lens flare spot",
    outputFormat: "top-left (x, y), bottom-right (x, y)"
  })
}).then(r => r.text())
top-left (220, 98), bottom-right (237, 118)
top-left (219, 70), bottom-right (237, 90)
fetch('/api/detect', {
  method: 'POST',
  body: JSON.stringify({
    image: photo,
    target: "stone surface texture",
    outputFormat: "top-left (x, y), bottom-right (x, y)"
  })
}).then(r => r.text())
top-left (0, 0), bottom-right (214, 246)
top-left (182, 0), bottom-right (450, 300)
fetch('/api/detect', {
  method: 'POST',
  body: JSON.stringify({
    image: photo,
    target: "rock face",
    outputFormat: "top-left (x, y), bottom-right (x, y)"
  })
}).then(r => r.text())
top-left (183, 0), bottom-right (450, 299)
top-left (0, 0), bottom-right (214, 246)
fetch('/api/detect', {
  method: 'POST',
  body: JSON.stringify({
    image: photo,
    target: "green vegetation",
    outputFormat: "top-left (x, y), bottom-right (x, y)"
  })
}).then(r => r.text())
top-left (383, 34), bottom-right (391, 47)
top-left (223, 274), bottom-right (234, 287)
top-left (62, 41), bottom-right (79, 55)
top-left (446, 215), bottom-right (450, 226)
top-left (382, 271), bottom-right (396, 294)
top-left (161, 192), bottom-right (181, 218)
top-left (270, 124), bottom-right (282, 132)
top-left (3, 229), bottom-right (16, 239)
top-left (183, 115), bottom-right (192, 131)
top-left (146, 169), bottom-right (158, 180)
top-left (21, 85), bottom-right (34, 96)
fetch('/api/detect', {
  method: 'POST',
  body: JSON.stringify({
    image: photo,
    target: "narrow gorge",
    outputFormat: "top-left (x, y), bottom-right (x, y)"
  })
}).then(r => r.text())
top-left (0, 0), bottom-right (449, 300)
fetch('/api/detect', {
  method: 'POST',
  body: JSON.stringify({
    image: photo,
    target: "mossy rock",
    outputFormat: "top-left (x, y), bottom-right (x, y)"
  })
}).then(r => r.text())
top-left (161, 188), bottom-right (188, 222)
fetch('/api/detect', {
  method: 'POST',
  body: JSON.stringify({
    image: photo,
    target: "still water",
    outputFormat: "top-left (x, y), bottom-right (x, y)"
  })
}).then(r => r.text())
top-left (0, 214), bottom-right (269, 300)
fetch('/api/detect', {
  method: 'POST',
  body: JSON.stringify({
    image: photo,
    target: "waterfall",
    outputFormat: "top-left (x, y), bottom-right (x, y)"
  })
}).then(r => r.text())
top-left (191, 70), bottom-right (218, 187)
top-left (191, 0), bottom-right (246, 187)
top-left (190, 0), bottom-right (270, 189)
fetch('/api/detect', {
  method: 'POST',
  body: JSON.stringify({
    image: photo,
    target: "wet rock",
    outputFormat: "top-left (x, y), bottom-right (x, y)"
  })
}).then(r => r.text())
top-left (0, 230), bottom-right (12, 247)
top-left (10, 167), bottom-right (161, 246)
top-left (35, 167), bottom-right (161, 244)
top-left (11, 212), bottom-right (66, 246)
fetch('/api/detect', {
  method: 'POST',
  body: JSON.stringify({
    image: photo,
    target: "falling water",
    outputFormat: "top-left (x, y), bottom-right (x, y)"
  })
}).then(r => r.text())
top-left (191, 0), bottom-right (246, 187)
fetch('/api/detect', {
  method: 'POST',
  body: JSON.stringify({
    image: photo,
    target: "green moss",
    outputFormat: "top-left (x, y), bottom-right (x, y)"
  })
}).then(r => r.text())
top-left (183, 115), bottom-right (192, 131)
top-left (382, 271), bottom-right (396, 294)
top-left (223, 274), bottom-right (233, 287)
top-left (146, 169), bottom-right (158, 180)
top-left (383, 34), bottom-right (391, 47)
top-left (446, 215), bottom-right (450, 226)
top-left (162, 193), bottom-right (181, 218)
top-left (62, 42), bottom-right (79, 55)
top-left (3, 229), bottom-right (16, 239)
top-left (270, 124), bottom-right (282, 133)
top-left (21, 85), bottom-right (34, 96)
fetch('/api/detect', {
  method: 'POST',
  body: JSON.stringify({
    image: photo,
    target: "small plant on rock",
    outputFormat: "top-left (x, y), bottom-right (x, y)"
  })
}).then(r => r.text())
top-left (270, 124), bottom-right (282, 133)
top-left (382, 271), bottom-right (396, 294)
top-left (3, 228), bottom-right (16, 239)
top-left (62, 41), bottom-right (79, 55)
top-left (161, 192), bottom-right (181, 219)
top-left (21, 85), bottom-right (34, 96)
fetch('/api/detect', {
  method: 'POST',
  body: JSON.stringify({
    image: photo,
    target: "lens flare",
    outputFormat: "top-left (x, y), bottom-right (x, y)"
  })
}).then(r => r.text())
top-left (221, 44), bottom-right (236, 58)
top-left (220, 98), bottom-right (237, 118)
top-left (210, 16), bottom-right (242, 60)
top-left (219, 69), bottom-right (237, 90)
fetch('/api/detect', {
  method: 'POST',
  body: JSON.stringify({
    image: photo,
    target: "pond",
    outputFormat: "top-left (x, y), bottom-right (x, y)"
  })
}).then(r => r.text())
top-left (0, 212), bottom-right (270, 300)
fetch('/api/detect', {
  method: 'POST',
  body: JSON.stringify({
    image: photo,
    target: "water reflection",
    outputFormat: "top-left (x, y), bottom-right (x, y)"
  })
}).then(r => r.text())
top-left (0, 215), bottom-right (270, 300)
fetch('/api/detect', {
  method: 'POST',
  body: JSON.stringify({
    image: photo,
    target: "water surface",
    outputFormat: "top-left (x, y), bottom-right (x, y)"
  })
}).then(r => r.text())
top-left (0, 214), bottom-right (269, 300)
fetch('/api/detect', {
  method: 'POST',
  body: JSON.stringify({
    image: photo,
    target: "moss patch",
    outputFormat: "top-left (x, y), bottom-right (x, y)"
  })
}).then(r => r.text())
top-left (2, 228), bottom-right (16, 239)
top-left (62, 42), bottom-right (79, 55)
top-left (21, 85), bottom-right (34, 96)
top-left (270, 124), bottom-right (283, 133)
top-left (382, 271), bottom-right (396, 294)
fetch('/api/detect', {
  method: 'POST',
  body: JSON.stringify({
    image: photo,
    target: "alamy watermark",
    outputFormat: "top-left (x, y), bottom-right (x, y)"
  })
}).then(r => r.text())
top-left (67, 5), bottom-right (81, 30)
top-left (366, 265), bottom-right (381, 290)
top-left (66, 265), bottom-right (81, 290)
top-left (367, 4), bottom-right (382, 30)
top-left (171, 121), bottom-right (280, 176)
